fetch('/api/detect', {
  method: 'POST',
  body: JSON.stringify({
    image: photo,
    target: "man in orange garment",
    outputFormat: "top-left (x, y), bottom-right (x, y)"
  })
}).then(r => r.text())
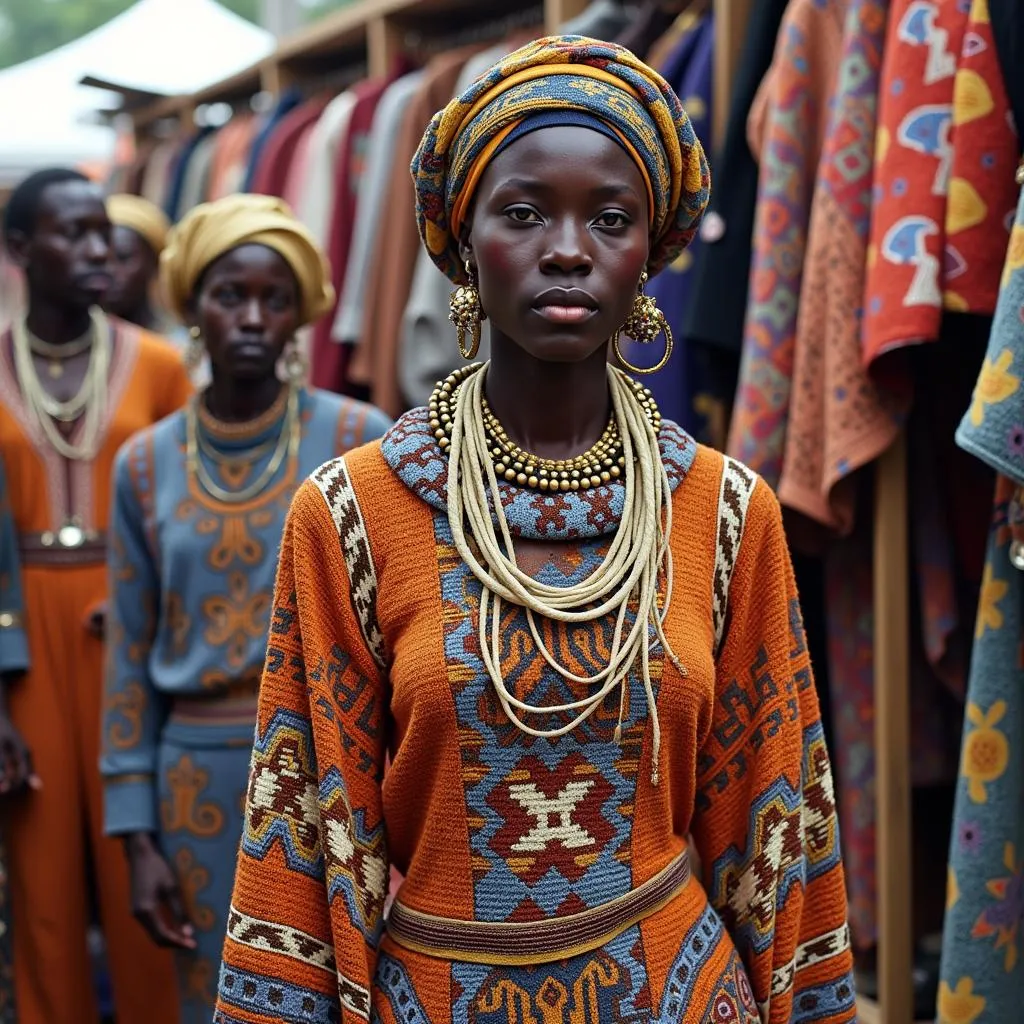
top-left (0, 168), bottom-right (189, 1024)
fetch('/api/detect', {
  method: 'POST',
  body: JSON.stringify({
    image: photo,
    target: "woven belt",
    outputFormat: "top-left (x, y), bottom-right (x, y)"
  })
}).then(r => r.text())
top-left (19, 528), bottom-right (107, 567)
top-left (386, 848), bottom-right (691, 966)
top-left (170, 672), bottom-right (261, 725)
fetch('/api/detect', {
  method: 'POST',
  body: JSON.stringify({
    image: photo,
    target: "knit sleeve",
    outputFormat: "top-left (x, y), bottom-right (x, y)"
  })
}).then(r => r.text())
top-left (0, 458), bottom-right (28, 676)
top-left (101, 440), bottom-right (166, 836)
top-left (690, 480), bottom-right (855, 1024)
top-left (215, 478), bottom-right (389, 1024)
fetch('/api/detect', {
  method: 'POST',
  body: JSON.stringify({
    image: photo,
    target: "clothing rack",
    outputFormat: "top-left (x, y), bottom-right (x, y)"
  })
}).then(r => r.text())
top-left (125, 1), bottom-right (918, 1019)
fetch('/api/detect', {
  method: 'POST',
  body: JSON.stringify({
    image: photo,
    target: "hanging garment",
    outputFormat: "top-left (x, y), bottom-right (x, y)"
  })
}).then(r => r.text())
top-left (335, 71), bottom-right (425, 353)
top-left (360, 44), bottom-right (486, 417)
top-left (0, 321), bottom-right (190, 1024)
top-left (396, 47), bottom-right (508, 412)
top-left (140, 138), bottom-right (180, 210)
top-left (250, 96), bottom-right (331, 200)
top-left (310, 79), bottom-right (391, 394)
top-left (177, 131), bottom-right (220, 218)
top-left (282, 118), bottom-right (318, 212)
top-left (619, 15), bottom-right (714, 431)
top-left (206, 114), bottom-right (258, 202)
top-left (726, 0), bottom-right (848, 489)
top-left (778, 0), bottom-right (901, 535)
top-left (942, 0), bottom-right (1018, 316)
top-left (682, 0), bottom-right (790, 423)
top-left (940, 180), bottom-right (1024, 1023)
top-left (861, 0), bottom-right (970, 378)
top-left (164, 128), bottom-right (215, 222)
top-left (242, 89), bottom-right (303, 194)
top-left (560, 0), bottom-right (631, 39)
top-left (297, 91), bottom-right (358, 250)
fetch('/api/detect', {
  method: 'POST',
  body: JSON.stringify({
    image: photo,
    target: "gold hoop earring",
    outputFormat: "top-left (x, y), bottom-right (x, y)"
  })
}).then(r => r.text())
top-left (449, 260), bottom-right (484, 360)
top-left (283, 338), bottom-right (306, 385)
top-left (612, 271), bottom-right (673, 375)
top-left (185, 325), bottom-right (204, 374)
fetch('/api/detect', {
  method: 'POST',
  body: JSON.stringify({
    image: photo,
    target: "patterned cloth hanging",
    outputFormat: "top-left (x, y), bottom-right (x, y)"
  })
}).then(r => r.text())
top-left (726, 0), bottom-right (848, 489)
top-left (939, 179), bottom-right (1024, 1023)
top-left (863, 0), bottom-right (1017, 380)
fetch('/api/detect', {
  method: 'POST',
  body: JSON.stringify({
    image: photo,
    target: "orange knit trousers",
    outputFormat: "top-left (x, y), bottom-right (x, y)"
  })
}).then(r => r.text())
top-left (4, 564), bottom-right (178, 1024)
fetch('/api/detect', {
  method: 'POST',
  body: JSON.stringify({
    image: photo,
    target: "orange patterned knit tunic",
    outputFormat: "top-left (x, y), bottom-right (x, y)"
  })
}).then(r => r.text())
top-left (215, 411), bottom-right (854, 1024)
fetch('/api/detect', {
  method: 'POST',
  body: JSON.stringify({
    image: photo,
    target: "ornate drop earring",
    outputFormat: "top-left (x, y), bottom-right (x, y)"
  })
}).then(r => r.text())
top-left (612, 270), bottom-right (673, 376)
top-left (283, 338), bottom-right (306, 386)
top-left (449, 260), bottom-right (485, 360)
top-left (185, 325), bottom-right (204, 374)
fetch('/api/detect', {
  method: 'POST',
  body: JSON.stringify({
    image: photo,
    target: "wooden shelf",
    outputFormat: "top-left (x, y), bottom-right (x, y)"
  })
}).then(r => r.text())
top-left (131, 0), bottom-right (538, 130)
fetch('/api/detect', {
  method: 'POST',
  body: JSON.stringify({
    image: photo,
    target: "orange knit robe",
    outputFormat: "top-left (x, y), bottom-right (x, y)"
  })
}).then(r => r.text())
top-left (216, 412), bottom-right (855, 1024)
top-left (0, 318), bottom-right (190, 1024)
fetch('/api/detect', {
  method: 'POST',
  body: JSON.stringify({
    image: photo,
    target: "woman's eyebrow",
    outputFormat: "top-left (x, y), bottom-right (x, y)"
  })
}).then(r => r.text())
top-left (490, 179), bottom-right (642, 200)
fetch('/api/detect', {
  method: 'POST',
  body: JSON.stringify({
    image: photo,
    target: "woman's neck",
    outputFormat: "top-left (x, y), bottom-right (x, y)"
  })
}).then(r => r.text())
top-left (203, 373), bottom-right (285, 424)
top-left (25, 298), bottom-right (92, 345)
top-left (485, 340), bottom-right (610, 462)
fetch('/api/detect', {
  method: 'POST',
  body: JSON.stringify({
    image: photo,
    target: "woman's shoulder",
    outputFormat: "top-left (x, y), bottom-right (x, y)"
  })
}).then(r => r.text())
top-left (303, 387), bottom-right (393, 445)
top-left (113, 409), bottom-right (186, 496)
top-left (674, 433), bottom-right (782, 549)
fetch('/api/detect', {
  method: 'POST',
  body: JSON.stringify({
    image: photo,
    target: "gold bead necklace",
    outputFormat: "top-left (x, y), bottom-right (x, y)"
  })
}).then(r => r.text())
top-left (428, 363), bottom-right (661, 493)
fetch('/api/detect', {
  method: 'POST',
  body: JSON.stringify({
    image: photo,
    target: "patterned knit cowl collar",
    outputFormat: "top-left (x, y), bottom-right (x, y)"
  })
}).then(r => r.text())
top-left (380, 408), bottom-right (696, 541)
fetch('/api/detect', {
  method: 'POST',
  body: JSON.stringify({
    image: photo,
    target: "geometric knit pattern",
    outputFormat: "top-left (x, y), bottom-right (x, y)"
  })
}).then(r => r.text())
top-left (215, 413), bottom-right (856, 1023)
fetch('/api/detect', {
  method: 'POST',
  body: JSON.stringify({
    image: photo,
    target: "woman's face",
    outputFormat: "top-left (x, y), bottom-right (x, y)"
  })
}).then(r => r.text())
top-left (463, 125), bottom-right (650, 364)
top-left (191, 243), bottom-right (300, 381)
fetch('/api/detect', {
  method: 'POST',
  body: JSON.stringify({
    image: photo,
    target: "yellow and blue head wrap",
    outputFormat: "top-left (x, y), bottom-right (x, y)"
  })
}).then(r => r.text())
top-left (412, 35), bottom-right (711, 284)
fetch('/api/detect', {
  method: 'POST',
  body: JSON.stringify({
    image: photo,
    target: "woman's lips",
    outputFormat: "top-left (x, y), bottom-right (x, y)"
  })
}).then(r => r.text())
top-left (533, 305), bottom-right (597, 324)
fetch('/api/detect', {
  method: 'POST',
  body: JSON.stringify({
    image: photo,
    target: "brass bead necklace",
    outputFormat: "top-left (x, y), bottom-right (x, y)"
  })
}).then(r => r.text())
top-left (429, 363), bottom-right (662, 493)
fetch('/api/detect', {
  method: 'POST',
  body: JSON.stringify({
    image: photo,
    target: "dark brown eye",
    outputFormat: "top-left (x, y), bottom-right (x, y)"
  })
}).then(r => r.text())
top-left (506, 206), bottom-right (540, 223)
top-left (595, 211), bottom-right (629, 229)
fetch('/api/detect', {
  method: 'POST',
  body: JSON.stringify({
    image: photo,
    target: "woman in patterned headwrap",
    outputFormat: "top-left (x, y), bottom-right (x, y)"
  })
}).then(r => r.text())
top-left (101, 194), bottom-right (391, 1024)
top-left (215, 38), bottom-right (855, 1024)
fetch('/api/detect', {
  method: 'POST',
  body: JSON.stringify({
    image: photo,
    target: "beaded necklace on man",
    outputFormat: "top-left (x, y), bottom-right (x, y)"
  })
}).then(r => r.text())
top-left (11, 308), bottom-right (109, 462)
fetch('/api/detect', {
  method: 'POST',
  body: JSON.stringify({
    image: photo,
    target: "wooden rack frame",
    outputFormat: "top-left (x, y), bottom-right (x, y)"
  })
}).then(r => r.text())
top-left (126, 1), bottom-right (917, 1019)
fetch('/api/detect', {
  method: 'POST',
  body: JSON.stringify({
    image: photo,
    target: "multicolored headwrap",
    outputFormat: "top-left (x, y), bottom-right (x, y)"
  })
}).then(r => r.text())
top-left (411, 35), bottom-right (711, 284)
top-left (160, 194), bottom-right (334, 326)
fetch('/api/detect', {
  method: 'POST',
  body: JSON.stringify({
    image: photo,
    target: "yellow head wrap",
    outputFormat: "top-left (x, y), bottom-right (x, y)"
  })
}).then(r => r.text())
top-left (106, 194), bottom-right (171, 257)
top-left (160, 194), bottom-right (335, 326)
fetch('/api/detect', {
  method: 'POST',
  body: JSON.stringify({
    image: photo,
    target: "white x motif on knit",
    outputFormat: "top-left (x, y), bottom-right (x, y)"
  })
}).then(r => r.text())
top-left (508, 780), bottom-right (596, 851)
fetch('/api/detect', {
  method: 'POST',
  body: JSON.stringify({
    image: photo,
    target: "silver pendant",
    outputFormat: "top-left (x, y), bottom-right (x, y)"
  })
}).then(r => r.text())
top-left (1010, 540), bottom-right (1024, 573)
top-left (58, 523), bottom-right (85, 548)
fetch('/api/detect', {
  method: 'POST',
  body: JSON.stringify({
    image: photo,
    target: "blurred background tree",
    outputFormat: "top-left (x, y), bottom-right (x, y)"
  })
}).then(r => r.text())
top-left (0, 0), bottom-right (354, 70)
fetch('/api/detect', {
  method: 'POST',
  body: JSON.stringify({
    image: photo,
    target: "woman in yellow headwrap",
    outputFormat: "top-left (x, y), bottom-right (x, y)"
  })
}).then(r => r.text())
top-left (100, 193), bottom-right (391, 1024)
top-left (103, 193), bottom-right (172, 332)
top-left (216, 39), bottom-right (854, 1024)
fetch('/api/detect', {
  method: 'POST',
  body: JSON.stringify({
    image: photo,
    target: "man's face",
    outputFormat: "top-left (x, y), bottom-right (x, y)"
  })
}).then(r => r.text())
top-left (10, 180), bottom-right (113, 311)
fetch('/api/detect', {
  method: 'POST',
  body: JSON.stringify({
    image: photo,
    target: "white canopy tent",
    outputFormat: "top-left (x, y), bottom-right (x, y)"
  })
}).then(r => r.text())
top-left (0, 0), bottom-right (274, 185)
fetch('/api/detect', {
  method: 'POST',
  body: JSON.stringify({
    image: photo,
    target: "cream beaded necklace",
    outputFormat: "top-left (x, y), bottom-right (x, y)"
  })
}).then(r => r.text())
top-left (446, 363), bottom-right (685, 784)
